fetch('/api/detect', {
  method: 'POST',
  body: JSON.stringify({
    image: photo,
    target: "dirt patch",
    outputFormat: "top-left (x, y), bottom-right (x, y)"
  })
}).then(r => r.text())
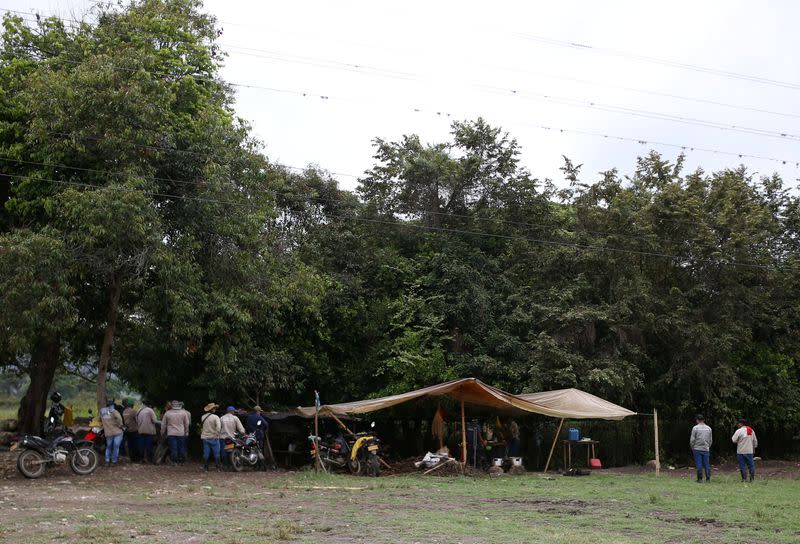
top-left (606, 459), bottom-right (800, 479)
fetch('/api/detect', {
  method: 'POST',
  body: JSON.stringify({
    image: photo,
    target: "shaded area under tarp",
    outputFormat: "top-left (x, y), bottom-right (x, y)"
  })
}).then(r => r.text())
top-left (517, 388), bottom-right (635, 421)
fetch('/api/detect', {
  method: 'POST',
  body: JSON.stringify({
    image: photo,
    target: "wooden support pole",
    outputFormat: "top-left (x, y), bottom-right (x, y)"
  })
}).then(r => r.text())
top-left (314, 391), bottom-right (323, 473)
top-left (654, 408), bottom-right (660, 476)
top-left (460, 399), bottom-right (467, 464)
top-left (329, 413), bottom-right (355, 436)
top-left (543, 418), bottom-right (564, 473)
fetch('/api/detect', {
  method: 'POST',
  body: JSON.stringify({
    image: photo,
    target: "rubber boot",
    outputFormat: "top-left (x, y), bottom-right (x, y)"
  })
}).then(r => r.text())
top-left (705, 469), bottom-right (711, 482)
top-left (696, 471), bottom-right (703, 483)
top-left (749, 472), bottom-right (754, 482)
top-left (203, 462), bottom-right (209, 472)
top-left (741, 470), bottom-right (747, 482)
top-left (215, 461), bottom-right (222, 472)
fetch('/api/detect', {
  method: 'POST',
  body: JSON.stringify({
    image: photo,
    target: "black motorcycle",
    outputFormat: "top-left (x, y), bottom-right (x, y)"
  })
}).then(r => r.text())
top-left (309, 422), bottom-right (381, 476)
top-left (16, 424), bottom-right (99, 479)
top-left (225, 431), bottom-right (264, 471)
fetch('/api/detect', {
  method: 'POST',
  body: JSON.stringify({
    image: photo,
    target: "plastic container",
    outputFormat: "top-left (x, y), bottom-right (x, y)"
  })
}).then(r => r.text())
top-left (568, 428), bottom-right (580, 441)
top-left (510, 457), bottom-right (523, 467)
top-left (492, 458), bottom-right (503, 467)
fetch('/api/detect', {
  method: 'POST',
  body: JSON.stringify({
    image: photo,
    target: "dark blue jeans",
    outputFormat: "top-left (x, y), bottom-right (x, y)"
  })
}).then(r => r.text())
top-left (167, 435), bottom-right (187, 463)
top-left (105, 433), bottom-right (123, 464)
top-left (507, 437), bottom-right (521, 457)
top-left (203, 438), bottom-right (221, 464)
top-left (125, 431), bottom-right (139, 461)
top-left (737, 453), bottom-right (755, 478)
top-left (138, 434), bottom-right (155, 463)
top-left (692, 449), bottom-right (710, 478)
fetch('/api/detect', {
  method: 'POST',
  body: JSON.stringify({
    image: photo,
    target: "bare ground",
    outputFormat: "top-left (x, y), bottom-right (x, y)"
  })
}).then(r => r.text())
top-left (2, 452), bottom-right (799, 544)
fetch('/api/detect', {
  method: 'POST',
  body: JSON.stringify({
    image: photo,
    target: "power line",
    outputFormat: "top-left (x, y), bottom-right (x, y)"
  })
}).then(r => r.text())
top-left (482, 65), bottom-right (800, 121)
top-left (1, 155), bottom-right (725, 247)
top-left (13, 50), bottom-right (799, 169)
top-left (217, 42), bottom-right (800, 143)
top-left (0, 171), bottom-right (777, 270)
top-left (516, 34), bottom-right (800, 91)
top-left (6, 10), bottom-right (800, 146)
top-left (11, 6), bottom-right (800, 120)
top-left (228, 84), bottom-right (800, 168)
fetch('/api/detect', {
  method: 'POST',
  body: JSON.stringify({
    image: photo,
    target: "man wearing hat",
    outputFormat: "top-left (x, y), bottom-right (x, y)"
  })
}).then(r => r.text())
top-left (247, 405), bottom-right (271, 462)
top-left (100, 399), bottom-right (124, 467)
top-left (732, 418), bottom-right (758, 482)
top-left (219, 406), bottom-right (245, 467)
top-left (200, 403), bottom-right (222, 471)
top-left (136, 399), bottom-right (158, 463)
top-left (122, 399), bottom-right (140, 462)
top-left (161, 400), bottom-right (191, 465)
top-left (689, 414), bottom-right (712, 482)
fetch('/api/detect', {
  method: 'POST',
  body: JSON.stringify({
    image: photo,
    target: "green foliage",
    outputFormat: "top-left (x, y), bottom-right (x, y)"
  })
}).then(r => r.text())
top-left (1, 2), bottom-right (799, 454)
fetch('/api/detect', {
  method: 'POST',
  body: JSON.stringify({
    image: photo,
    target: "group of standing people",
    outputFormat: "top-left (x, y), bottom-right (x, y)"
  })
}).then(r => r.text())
top-left (94, 397), bottom-right (270, 470)
top-left (99, 398), bottom-right (158, 466)
top-left (199, 402), bottom-right (270, 471)
top-left (689, 414), bottom-right (759, 482)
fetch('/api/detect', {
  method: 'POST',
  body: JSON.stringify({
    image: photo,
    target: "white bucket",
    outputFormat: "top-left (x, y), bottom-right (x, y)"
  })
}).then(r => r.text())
top-left (492, 458), bottom-right (503, 467)
top-left (510, 457), bottom-right (523, 467)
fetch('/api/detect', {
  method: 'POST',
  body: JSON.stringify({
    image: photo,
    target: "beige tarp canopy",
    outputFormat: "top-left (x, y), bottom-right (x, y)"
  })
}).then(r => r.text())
top-left (517, 388), bottom-right (635, 421)
top-left (294, 378), bottom-right (567, 418)
top-left (296, 378), bottom-right (637, 472)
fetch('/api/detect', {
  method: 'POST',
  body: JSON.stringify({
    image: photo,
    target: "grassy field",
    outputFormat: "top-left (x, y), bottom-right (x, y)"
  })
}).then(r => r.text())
top-left (2, 461), bottom-right (799, 544)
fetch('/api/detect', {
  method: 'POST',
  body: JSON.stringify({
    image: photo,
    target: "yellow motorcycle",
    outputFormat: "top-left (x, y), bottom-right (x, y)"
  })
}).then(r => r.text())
top-left (309, 422), bottom-right (381, 476)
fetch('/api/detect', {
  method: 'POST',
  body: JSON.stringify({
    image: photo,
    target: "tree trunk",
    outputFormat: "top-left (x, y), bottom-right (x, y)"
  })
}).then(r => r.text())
top-left (17, 335), bottom-right (61, 435)
top-left (96, 273), bottom-right (122, 411)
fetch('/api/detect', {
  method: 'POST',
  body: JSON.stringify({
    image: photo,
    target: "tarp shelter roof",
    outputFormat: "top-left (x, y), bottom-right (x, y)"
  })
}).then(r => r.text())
top-left (517, 388), bottom-right (635, 421)
top-left (293, 378), bottom-right (570, 418)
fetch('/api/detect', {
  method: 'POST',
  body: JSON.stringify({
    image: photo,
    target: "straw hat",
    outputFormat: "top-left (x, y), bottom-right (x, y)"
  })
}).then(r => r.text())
top-left (203, 402), bottom-right (219, 413)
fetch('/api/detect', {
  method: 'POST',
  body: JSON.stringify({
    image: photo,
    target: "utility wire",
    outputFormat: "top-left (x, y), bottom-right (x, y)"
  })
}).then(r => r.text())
top-left (10, 6), bottom-right (800, 120)
top-left (5, 10), bottom-right (800, 147)
top-left (516, 33), bottom-right (800, 91)
top-left (1, 170), bottom-right (778, 270)
top-left (0, 170), bottom-right (778, 271)
top-left (9, 42), bottom-right (798, 169)
top-left (0, 155), bottom-right (729, 246)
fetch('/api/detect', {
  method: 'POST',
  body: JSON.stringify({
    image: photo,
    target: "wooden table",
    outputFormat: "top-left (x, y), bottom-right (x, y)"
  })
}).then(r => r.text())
top-left (562, 440), bottom-right (599, 471)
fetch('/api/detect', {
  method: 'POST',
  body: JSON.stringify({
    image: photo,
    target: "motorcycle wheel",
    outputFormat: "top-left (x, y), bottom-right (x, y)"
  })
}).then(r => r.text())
top-left (69, 447), bottom-right (99, 475)
top-left (231, 450), bottom-right (245, 472)
top-left (347, 457), bottom-right (361, 475)
top-left (17, 449), bottom-right (47, 479)
top-left (367, 454), bottom-right (380, 477)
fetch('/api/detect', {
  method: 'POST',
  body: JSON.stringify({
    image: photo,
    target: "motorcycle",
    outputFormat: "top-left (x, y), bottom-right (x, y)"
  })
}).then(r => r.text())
top-left (83, 419), bottom-right (105, 455)
top-left (16, 419), bottom-right (99, 479)
top-left (226, 431), bottom-right (266, 472)
top-left (351, 426), bottom-right (381, 477)
top-left (309, 422), bottom-right (381, 477)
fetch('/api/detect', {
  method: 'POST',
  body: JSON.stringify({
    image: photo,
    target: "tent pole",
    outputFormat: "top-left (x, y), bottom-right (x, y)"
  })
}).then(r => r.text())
top-left (329, 413), bottom-right (355, 436)
top-left (461, 399), bottom-right (467, 464)
top-left (654, 408), bottom-right (660, 476)
top-left (543, 418), bottom-right (564, 473)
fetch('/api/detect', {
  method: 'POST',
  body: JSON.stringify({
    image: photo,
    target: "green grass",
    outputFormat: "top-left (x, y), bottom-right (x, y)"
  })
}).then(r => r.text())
top-left (2, 467), bottom-right (799, 543)
top-left (0, 391), bottom-right (99, 420)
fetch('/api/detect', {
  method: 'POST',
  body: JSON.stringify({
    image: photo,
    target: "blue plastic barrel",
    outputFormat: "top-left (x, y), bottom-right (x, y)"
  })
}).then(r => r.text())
top-left (568, 428), bottom-right (580, 441)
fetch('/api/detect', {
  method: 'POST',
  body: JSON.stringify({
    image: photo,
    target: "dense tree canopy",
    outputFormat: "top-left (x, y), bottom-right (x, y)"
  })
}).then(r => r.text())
top-left (1, 0), bottom-right (798, 454)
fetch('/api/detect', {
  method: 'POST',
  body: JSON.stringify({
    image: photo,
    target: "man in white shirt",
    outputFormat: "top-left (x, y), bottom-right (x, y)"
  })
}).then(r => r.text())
top-left (689, 414), bottom-right (712, 482)
top-left (731, 418), bottom-right (758, 482)
top-left (219, 406), bottom-right (245, 468)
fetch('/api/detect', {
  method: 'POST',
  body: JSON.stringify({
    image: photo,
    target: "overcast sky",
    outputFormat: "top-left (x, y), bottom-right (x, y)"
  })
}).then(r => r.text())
top-left (5, 0), bottom-right (800, 192)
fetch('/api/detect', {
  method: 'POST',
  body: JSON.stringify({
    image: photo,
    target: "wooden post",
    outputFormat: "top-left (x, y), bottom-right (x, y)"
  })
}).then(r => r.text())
top-left (314, 391), bottom-right (322, 473)
top-left (654, 408), bottom-right (660, 476)
top-left (543, 418), bottom-right (564, 473)
top-left (460, 399), bottom-right (467, 464)
top-left (329, 413), bottom-right (355, 436)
